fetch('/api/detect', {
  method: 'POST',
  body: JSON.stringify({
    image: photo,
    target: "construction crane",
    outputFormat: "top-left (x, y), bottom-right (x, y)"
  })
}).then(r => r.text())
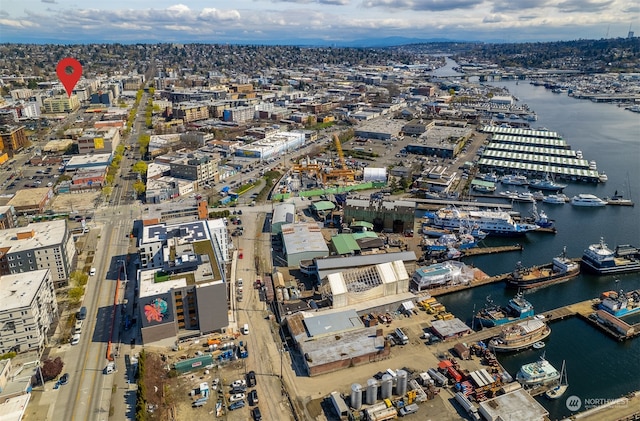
top-left (322, 133), bottom-right (355, 183)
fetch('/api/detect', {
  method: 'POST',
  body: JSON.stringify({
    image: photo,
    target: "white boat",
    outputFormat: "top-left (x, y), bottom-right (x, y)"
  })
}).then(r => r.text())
top-left (516, 354), bottom-right (561, 387)
top-left (599, 172), bottom-right (608, 182)
top-left (589, 160), bottom-right (597, 170)
top-left (432, 206), bottom-right (539, 237)
top-left (532, 341), bottom-right (546, 349)
top-left (543, 194), bottom-right (568, 204)
top-left (513, 192), bottom-right (536, 203)
top-left (571, 194), bottom-right (607, 207)
top-left (545, 361), bottom-right (568, 399)
top-left (575, 150), bottom-right (583, 159)
top-left (528, 177), bottom-right (567, 192)
top-left (531, 191), bottom-right (545, 201)
top-left (501, 174), bottom-right (529, 186)
top-left (524, 114), bottom-right (538, 121)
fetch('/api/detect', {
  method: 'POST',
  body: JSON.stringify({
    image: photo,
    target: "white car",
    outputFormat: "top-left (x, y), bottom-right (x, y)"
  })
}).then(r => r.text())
top-left (211, 378), bottom-right (219, 390)
top-left (70, 333), bottom-right (81, 345)
top-left (230, 379), bottom-right (246, 389)
top-left (229, 393), bottom-right (245, 403)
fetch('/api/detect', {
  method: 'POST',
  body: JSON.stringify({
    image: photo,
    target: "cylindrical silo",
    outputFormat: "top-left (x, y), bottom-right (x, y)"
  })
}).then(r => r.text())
top-left (396, 369), bottom-right (408, 396)
top-left (350, 383), bottom-right (362, 409)
top-left (380, 374), bottom-right (393, 399)
top-left (283, 288), bottom-right (290, 301)
top-left (366, 378), bottom-right (379, 405)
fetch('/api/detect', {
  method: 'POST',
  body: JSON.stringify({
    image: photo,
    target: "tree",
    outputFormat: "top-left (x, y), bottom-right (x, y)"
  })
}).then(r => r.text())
top-left (37, 357), bottom-right (64, 383)
top-left (69, 286), bottom-right (84, 302)
top-left (132, 161), bottom-right (148, 177)
top-left (102, 186), bottom-right (113, 197)
top-left (70, 270), bottom-right (88, 287)
top-left (133, 181), bottom-right (146, 195)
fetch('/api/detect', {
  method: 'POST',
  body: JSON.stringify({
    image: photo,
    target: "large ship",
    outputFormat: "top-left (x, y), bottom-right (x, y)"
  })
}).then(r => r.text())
top-left (506, 247), bottom-right (580, 290)
top-left (475, 292), bottom-right (535, 327)
top-left (598, 289), bottom-right (640, 318)
top-left (431, 206), bottom-right (539, 237)
top-left (581, 238), bottom-right (640, 275)
top-left (489, 319), bottom-right (551, 352)
top-left (516, 354), bottom-right (561, 387)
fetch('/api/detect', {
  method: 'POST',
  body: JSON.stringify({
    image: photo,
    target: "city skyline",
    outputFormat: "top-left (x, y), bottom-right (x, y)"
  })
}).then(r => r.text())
top-left (1, 0), bottom-right (638, 45)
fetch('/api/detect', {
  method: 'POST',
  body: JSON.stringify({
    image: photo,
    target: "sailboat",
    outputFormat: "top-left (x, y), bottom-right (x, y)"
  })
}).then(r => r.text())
top-left (545, 360), bottom-right (568, 399)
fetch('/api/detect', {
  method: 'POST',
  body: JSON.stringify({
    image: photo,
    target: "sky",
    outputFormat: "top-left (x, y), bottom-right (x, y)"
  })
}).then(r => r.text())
top-left (1, 0), bottom-right (638, 45)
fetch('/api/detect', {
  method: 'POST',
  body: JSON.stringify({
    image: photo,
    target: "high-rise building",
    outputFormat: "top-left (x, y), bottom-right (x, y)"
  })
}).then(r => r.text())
top-left (42, 95), bottom-right (80, 113)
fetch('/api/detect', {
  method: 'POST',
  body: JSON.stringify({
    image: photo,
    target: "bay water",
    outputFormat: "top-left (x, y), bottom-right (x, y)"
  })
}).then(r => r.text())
top-left (430, 65), bottom-right (640, 418)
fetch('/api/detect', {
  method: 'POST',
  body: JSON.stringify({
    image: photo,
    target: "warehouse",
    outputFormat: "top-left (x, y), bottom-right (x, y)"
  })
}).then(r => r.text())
top-left (281, 222), bottom-right (329, 267)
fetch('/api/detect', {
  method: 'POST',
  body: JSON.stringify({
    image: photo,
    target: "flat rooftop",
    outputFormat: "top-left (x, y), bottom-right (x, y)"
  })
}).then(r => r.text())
top-left (0, 219), bottom-right (67, 252)
top-left (7, 188), bottom-right (51, 207)
top-left (0, 270), bottom-right (50, 311)
top-left (299, 327), bottom-right (385, 370)
top-left (139, 268), bottom-right (187, 298)
top-left (479, 388), bottom-right (549, 421)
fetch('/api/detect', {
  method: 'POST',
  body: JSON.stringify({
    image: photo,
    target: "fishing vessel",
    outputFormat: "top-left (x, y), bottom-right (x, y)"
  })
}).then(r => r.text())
top-left (598, 289), bottom-right (640, 318)
top-left (432, 206), bottom-right (539, 237)
top-left (581, 238), bottom-right (640, 275)
top-left (501, 174), bottom-right (529, 185)
top-left (423, 232), bottom-right (480, 252)
top-left (571, 194), bottom-right (607, 207)
top-left (545, 361), bottom-right (568, 399)
top-left (506, 247), bottom-right (580, 289)
top-left (475, 292), bottom-right (535, 327)
top-left (488, 319), bottom-right (551, 352)
top-left (516, 354), bottom-right (561, 387)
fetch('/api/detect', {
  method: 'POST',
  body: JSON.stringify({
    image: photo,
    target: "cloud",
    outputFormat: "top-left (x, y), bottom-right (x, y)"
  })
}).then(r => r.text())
top-left (362, 0), bottom-right (482, 11)
top-left (490, 0), bottom-right (550, 12)
top-left (200, 8), bottom-right (241, 21)
top-left (0, 18), bottom-right (39, 28)
top-left (41, 0), bottom-right (57, 3)
top-left (557, 0), bottom-right (614, 13)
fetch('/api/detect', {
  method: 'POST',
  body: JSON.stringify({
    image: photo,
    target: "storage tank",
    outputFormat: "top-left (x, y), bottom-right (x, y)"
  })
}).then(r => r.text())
top-left (380, 374), bottom-right (393, 399)
top-left (366, 378), bottom-right (379, 404)
top-left (283, 288), bottom-right (290, 301)
top-left (395, 369), bottom-right (408, 396)
top-left (350, 383), bottom-right (362, 410)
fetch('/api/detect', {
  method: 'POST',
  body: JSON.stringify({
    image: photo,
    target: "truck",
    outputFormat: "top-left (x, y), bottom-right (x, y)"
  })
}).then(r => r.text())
top-left (238, 341), bottom-right (248, 358)
top-left (399, 403), bottom-right (419, 416)
top-left (394, 328), bottom-right (409, 345)
top-left (455, 392), bottom-right (480, 421)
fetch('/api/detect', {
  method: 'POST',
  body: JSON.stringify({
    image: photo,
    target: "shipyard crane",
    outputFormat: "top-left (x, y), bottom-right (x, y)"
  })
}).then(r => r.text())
top-left (321, 133), bottom-right (355, 183)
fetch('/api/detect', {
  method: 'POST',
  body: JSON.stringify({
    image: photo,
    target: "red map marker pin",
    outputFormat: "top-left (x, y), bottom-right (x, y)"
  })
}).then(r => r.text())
top-left (56, 58), bottom-right (83, 98)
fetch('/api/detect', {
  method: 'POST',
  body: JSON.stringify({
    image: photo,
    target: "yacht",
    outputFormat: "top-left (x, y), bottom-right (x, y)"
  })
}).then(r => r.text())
top-left (529, 177), bottom-right (567, 192)
top-left (516, 354), bottom-right (561, 387)
top-left (432, 206), bottom-right (539, 237)
top-left (501, 174), bottom-right (529, 186)
top-left (571, 194), bottom-right (607, 207)
top-left (545, 361), bottom-right (568, 399)
top-left (543, 194), bottom-right (568, 204)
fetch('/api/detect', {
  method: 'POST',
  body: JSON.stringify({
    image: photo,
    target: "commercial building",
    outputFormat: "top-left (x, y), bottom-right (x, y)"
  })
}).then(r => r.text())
top-left (42, 95), bottom-right (80, 113)
top-left (173, 103), bottom-right (210, 123)
top-left (0, 269), bottom-right (58, 354)
top-left (0, 220), bottom-right (77, 288)
top-left (0, 125), bottom-right (28, 157)
top-left (136, 219), bottom-right (230, 346)
top-left (76, 127), bottom-right (121, 154)
top-left (0, 206), bottom-right (18, 230)
top-left (6, 188), bottom-right (53, 215)
top-left (234, 131), bottom-right (305, 160)
top-left (271, 203), bottom-right (296, 234)
top-left (478, 388), bottom-right (548, 421)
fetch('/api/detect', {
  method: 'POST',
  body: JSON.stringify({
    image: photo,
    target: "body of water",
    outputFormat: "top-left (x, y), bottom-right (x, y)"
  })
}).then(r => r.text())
top-left (429, 65), bottom-right (640, 419)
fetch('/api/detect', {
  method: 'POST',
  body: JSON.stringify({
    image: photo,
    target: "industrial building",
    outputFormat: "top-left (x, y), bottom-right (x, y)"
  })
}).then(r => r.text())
top-left (319, 261), bottom-right (410, 308)
top-left (280, 222), bottom-right (329, 267)
top-left (234, 131), bottom-right (305, 159)
top-left (136, 219), bottom-right (230, 346)
top-left (271, 203), bottom-right (296, 234)
top-left (0, 269), bottom-right (57, 355)
top-left (478, 388), bottom-right (549, 421)
top-left (300, 251), bottom-right (417, 281)
top-left (343, 198), bottom-right (416, 233)
top-left (284, 309), bottom-right (390, 377)
top-left (6, 188), bottom-right (53, 215)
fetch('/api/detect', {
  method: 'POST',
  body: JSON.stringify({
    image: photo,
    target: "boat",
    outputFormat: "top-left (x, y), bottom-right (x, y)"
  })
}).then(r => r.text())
top-left (605, 188), bottom-right (634, 206)
top-left (581, 238), bottom-right (640, 275)
top-left (421, 224), bottom-right (453, 237)
top-left (501, 174), bottom-right (529, 186)
top-left (598, 289), bottom-right (640, 318)
top-left (575, 150), bottom-right (583, 159)
top-left (509, 113), bottom-right (520, 119)
top-left (432, 206), bottom-right (539, 237)
top-left (543, 194), bottom-right (568, 204)
top-left (531, 190), bottom-right (545, 201)
top-left (475, 291), bottom-right (535, 327)
top-left (524, 113), bottom-right (538, 121)
top-left (472, 183), bottom-right (496, 193)
top-left (599, 172), bottom-right (608, 182)
top-left (477, 172), bottom-right (499, 182)
top-left (528, 202), bottom-right (554, 229)
top-left (513, 192), bottom-right (535, 203)
top-left (488, 319), bottom-right (551, 352)
top-left (528, 177), bottom-right (567, 192)
top-left (424, 232), bottom-right (480, 252)
top-left (506, 247), bottom-right (580, 289)
top-left (545, 361), bottom-right (568, 399)
top-left (533, 341), bottom-right (546, 349)
top-left (571, 194), bottom-right (607, 207)
top-left (496, 112), bottom-right (506, 119)
top-left (516, 354), bottom-right (561, 387)
top-left (589, 160), bottom-right (598, 170)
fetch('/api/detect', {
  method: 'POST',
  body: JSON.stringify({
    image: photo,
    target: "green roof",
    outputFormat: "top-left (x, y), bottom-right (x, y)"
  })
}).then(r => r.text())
top-left (312, 201), bottom-right (336, 211)
top-left (470, 179), bottom-right (495, 187)
top-left (350, 220), bottom-right (374, 229)
top-left (331, 234), bottom-right (361, 255)
top-left (352, 231), bottom-right (379, 240)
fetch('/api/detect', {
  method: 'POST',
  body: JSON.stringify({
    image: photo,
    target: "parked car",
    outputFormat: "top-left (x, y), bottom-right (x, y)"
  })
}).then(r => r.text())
top-left (230, 379), bottom-right (246, 388)
top-left (228, 401), bottom-right (245, 411)
top-left (252, 407), bottom-right (262, 421)
top-left (247, 370), bottom-right (256, 387)
top-left (229, 393), bottom-right (245, 403)
top-left (211, 378), bottom-right (219, 391)
top-left (70, 333), bottom-right (81, 345)
top-left (249, 389), bottom-right (259, 405)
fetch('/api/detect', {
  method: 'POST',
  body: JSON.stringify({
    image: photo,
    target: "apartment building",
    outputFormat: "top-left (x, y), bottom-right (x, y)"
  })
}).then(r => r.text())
top-left (76, 127), bottom-right (121, 154)
top-left (0, 269), bottom-right (58, 355)
top-left (172, 103), bottom-right (210, 123)
top-left (42, 95), bottom-right (80, 113)
top-left (0, 220), bottom-right (77, 288)
top-left (0, 206), bottom-right (18, 230)
top-left (136, 219), bottom-right (230, 345)
top-left (0, 125), bottom-right (28, 158)
top-left (169, 153), bottom-right (218, 185)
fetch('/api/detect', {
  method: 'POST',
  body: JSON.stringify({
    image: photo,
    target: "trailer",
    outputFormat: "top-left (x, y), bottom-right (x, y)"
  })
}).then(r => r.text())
top-left (455, 392), bottom-right (480, 420)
